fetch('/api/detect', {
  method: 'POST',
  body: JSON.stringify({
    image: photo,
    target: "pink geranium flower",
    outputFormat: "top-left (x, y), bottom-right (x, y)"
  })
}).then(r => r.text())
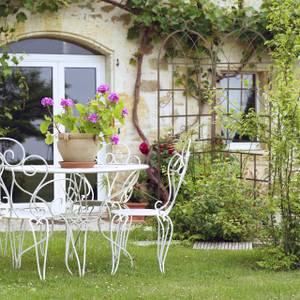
top-left (122, 107), bottom-right (128, 117)
top-left (60, 98), bottom-right (74, 107)
top-left (87, 113), bottom-right (98, 123)
top-left (108, 92), bottom-right (119, 103)
top-left (110, 134), bottom-right (119, 145)
top-left (41, 97), bottom-right (54, 106)
top-left (97, 84), bottom-right (109, 94)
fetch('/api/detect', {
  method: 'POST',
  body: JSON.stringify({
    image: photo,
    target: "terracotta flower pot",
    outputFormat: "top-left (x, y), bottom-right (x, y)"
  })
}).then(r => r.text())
top-left (127, 202), bottom-right (148, 222)
top-left (57, 133), bottom-right (100, 164)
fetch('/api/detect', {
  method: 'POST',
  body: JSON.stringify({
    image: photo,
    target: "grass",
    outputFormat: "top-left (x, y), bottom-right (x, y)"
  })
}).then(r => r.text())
top-left (0, 231), bottom-right (299, 300)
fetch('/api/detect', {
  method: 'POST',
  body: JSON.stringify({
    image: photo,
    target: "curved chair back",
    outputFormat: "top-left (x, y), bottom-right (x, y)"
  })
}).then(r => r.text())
top-left (0, 138), bottom-right (27, 210)
top-left (155, 139), bottom-right (191, 215)
top-left (0, 141), bottom-right (51, 217)
top-left (0, 138), bottom-right (94, 220)
top-left (102, 143), bottom-right (141, 204)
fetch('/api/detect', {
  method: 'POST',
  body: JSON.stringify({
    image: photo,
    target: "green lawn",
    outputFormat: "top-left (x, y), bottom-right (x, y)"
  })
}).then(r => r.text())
top-left (0, 232), bottom-right (299, 300)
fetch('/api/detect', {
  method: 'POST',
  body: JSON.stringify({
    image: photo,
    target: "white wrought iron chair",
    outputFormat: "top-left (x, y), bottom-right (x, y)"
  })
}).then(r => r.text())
top-left (63, 143), bottom-right (141, 277)
top-left (0, 139), bottom-right (58, 280)
top-left (100, 143), bottom-right (140, 207)
top-left (0, 138), bottom-right (27, 256)
top-left (75, 143), bottom-right (140, 215)
top-left (32, 173), bottom-right (95, 278)
top-left (109, 139), bottom-right (191, 275)
top-left (95, 144), bottom-right (141, 241)
top-left (0, 138), bottom-right (94, 279)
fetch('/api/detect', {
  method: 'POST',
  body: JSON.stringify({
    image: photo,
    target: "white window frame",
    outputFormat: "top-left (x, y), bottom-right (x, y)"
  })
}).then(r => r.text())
top-left (218, 71), bottom-right (261, 152)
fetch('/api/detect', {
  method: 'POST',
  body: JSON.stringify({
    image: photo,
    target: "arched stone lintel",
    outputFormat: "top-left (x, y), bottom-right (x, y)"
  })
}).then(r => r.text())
top-left (13, 30), bottom-right (115, 87)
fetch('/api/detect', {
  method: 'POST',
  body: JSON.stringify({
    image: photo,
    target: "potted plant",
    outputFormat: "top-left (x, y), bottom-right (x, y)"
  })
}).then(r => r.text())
top-left (40, 84), bottom-right (128, 167)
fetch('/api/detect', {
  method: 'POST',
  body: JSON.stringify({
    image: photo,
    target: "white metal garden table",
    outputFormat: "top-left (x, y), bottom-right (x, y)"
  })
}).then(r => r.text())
top-left (7, 163), bottom-right (149, 201)
top-left (3, 163), bottom-right (149, 278)
top-left (8, 163), bottom-right (149, 174)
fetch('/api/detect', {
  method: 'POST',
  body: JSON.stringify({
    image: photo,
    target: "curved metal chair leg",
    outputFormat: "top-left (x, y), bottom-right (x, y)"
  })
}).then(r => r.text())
top-left (2, 219), bottom-right (10, 257)
top-left (29, 218), bottom-right (50, 280)
top-left (98, 202), bottom-right (134, 270)
top-left (8, 219), bottom-right (17, 268)
top-left (157, 215), bottom-right (173, 273)
top-left (65, 221), bottom-right (83, 277)
top-left (80, 222), bottom-right (88, 277)
top-left (65, 222), bottom-right (74, 275)
top-left (110, 214), bottom-right (133, 275)
top-left (15, 220), bottom-right (26, 269)
top-left (9, 219), bottom-right (25, 269)
top-left (121, 217), bottom-right (133, 266)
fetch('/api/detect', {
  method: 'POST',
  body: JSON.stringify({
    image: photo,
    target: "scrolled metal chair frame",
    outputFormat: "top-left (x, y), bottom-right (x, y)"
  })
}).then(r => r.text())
top-left (109, 139), bottom-right (191, 275)
top-left (0, 138), bottom-right (95, 279)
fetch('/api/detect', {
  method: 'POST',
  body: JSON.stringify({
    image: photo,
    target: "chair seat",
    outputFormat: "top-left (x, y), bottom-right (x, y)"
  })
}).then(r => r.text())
top-left (0, 203), bottom-right (51, 220)
top-left (111, 208), bottom-right (164, 217)
top-left (0, 202), bottom-right (48, 209)
top-left (2, 209), bottom-right (54, 220)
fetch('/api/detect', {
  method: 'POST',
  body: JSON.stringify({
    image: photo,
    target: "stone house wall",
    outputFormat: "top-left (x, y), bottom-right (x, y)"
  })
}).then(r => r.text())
top-left (8, 0), bottom-right (264, 155)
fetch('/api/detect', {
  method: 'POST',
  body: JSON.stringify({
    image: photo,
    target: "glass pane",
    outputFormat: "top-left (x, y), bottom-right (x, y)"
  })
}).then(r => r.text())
top-left (1, 38), bottom-right (97, 55)
top-left (0, 67), bottom-right (54, 202)
top-left (242, 74), bottom-right (254, 89)
top-left (65, 67), bottom-right (98, 197)
top-left (65, 68), bottom-right (96, 103)
top-left (219, 73), bottom-right (257, 142)
top-left (229, 74), bottom-right (241, 89)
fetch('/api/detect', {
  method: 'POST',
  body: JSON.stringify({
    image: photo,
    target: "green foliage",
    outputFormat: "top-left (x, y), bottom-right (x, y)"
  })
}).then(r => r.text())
top-left (257, 247), bottom-right (300, 271)
top-left (40, 89), bottom-right (126, 144)
top-left (127, 0), bottom-right (271, 47)
top-left (218, 0), bottom-right (300, 269)
top-left (172, 154), bottom-right (267, 242)
top-left (45, 131), bottom-right (53, 145)
top-left (264, 0), bottom-right (300, 261)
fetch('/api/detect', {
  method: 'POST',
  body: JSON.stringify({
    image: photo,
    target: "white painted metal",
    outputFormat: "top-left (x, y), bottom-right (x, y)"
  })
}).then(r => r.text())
top-left (96, 144), bottom-right (141, 253)
top-left (7, 164), bottom-right (148, 174)
top-left (108, 139), bottom-right (191, 275)
top-left (0, 138), bottom-right (148, 280)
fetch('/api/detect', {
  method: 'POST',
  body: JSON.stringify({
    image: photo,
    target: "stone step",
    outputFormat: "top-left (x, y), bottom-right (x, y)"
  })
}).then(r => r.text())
top-left (193, 241), bottom-right (252, 250)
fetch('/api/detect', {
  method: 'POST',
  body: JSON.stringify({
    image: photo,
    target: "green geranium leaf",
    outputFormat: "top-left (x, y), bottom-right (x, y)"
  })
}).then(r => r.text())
top-left (45, 131), bottom-right (53, 145)
top-left (40, 119), bottom-right (51, 134)
top-left (75, 103), bottom-right (86, 114)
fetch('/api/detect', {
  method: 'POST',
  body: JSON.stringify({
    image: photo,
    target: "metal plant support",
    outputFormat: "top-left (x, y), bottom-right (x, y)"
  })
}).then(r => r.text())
top-left (157, 28), bottom-right (272, 198)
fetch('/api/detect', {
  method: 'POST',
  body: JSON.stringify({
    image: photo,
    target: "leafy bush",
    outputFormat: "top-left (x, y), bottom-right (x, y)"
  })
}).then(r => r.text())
top-left (172, 155), bottom-right (267, 242)
top-left (257, 247), bottom-right (300, 271)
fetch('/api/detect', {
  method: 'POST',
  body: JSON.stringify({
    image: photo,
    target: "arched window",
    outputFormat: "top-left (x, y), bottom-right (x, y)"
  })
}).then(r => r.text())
top-left (2, 38), bottom-right (97, 55)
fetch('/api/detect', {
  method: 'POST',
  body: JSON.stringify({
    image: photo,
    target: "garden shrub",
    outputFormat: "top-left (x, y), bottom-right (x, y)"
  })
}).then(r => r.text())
top-left (257, 247), bottom-right (300, 271)
top-left (172, 154), bottom-right (267, 242)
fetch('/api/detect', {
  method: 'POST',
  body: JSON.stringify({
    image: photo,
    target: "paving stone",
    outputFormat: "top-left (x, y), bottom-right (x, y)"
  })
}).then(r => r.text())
top-left (193, 242), bottom-right (252, 250)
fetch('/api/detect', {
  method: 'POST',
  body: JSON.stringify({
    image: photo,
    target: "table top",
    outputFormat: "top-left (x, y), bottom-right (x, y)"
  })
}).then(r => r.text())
top-left (5, 164), bottom-right (149, 174)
